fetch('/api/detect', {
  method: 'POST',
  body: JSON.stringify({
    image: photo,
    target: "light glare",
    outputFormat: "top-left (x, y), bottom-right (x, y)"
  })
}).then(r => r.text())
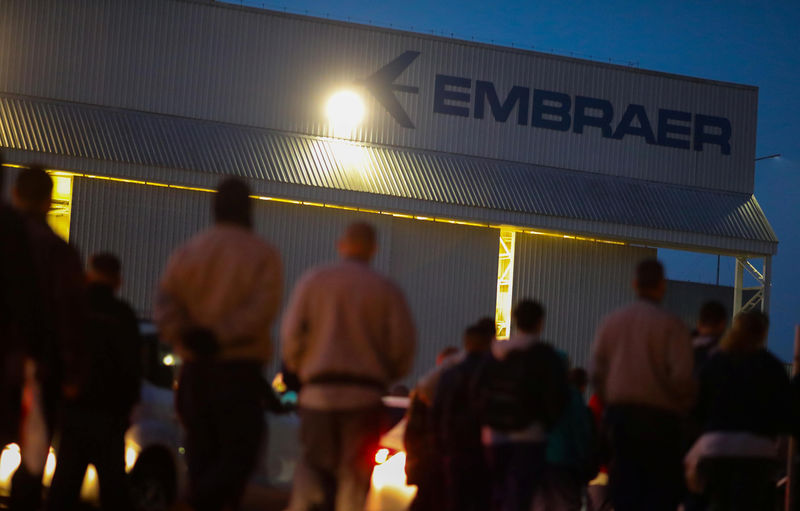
top-left (326, 90), bottom-right (365, 136)
top-left (0, 444), bottom-right (21, 485)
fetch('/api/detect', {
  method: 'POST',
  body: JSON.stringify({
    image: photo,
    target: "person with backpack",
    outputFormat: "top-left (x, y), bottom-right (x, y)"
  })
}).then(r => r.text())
top-left (533, 363), bottom-right (598, 511)
top-left (480, 300), bottom-right (570, 511)
top-left (431, 318), bottom-right (495, 511)
top-left (46, 253), bottom-right (141, 511)
top-left (590, 259), bottom-right (694, 511)
top-left (685, 310), bottom-right (791, 511)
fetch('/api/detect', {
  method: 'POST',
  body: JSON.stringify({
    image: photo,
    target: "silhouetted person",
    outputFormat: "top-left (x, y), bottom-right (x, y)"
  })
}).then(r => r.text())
top-left (0, 161), bottom-right (41, 450)
top-left (10, 166), bottom-right (86, 511)
top-left (432, 318), bottom-right (495, 511)
top-left (481, 300), bottom-right (569, 511)
top-left (590, 259), bottom-right (693, 511)
top-left (46, 253), bottom-right (141, 511)
top-left (692, 300), bottom-right (728, 374)
top-left (282, 222), bottom-right (416, 511)
top-left (406, 345), bottom-right (462, 511)
top-left (684, 300), bottom-right (728, 511)
top-left (155, 178), bottom-right (283, 511)
top-left (686, 310), bottom-right (791, 511)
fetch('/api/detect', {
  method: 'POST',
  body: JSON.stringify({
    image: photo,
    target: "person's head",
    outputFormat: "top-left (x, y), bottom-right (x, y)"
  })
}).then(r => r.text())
top-left (513, 299), bottom-right (545, 335)
top-left (720, 310), bottom-right (769, 354)
top-left (697, 300), bottom-right (728, 337)
top-left (634, 259), bottom-right (666, 303)
top-left (214, 178), bottom-right (252, 228)
top-left (463, 318), bottom-right (495, 353)
top-left (13, 165), bottom-right (52, 219)
top-left (337, 222), bottom-right (377, 262)
top-left (88, 252), bottom-right (122, 291)
top-left (436, 346), bottom-right (459, 366)
top-left (569, 367), bottom-right (588, 395)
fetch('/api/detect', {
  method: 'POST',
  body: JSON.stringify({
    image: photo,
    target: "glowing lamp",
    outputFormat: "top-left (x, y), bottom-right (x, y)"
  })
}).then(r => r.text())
top-left (326, 90), bottom-right (365, 136)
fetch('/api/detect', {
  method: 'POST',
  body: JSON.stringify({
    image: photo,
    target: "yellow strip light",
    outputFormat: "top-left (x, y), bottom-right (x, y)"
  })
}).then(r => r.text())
top-left (0, 164), bottom-right (625, 245)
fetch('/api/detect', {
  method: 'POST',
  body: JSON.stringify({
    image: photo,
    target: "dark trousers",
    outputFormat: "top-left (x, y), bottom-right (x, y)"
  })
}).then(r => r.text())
top-left (45, 407), bottom-right (129, 511)
top-left (442, 450), bottom-right (490, 511)
top-left (532, 465), bottom-right (583, 511)
top-left (177, 361), bottom-right (265, 511)
top-left (409, 468), bottom-right (444, 511)
top-left (486, 442), bottom-right (547, 511)
top-left (703, 457), bottom-right (777, 511)
top-left (606, 405), bottom-right (684, 511)
top-left (293, 406), bottom-right (383, 511)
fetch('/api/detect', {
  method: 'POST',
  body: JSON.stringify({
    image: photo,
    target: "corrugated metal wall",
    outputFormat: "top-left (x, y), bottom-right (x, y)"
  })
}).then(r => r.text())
top-left (511, 232), bottom-right (655, 369)
top-left (70, 177), bottom-right (497, 381)
top-left (0, 0), bottom-right (757, 194)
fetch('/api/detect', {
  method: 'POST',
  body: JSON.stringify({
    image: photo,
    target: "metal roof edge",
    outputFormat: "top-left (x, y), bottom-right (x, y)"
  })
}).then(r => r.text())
top-left (1, 148), bottom-right (777, 257)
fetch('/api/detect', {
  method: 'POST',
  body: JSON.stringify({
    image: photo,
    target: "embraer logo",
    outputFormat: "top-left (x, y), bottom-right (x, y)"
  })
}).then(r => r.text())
top-left (360, 51), bottom-right (732, 155)
top-left (360, 51), bottom-right (421, 129)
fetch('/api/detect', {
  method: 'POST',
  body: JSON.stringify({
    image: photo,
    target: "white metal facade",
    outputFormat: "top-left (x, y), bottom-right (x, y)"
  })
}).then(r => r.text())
top-left (0, 0), bottom-right (757, 193)
top-left (0, 0), bottom-right (779, 377)
top-left (69, 177), bottom-right (497, 380)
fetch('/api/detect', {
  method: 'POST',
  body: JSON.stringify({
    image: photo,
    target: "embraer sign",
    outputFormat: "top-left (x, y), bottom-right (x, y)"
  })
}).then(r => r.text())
top-left (363, 51), bottom-right (733, 155)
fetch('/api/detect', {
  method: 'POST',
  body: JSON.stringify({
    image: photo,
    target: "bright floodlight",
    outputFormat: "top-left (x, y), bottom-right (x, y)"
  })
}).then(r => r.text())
top-left (326, 90), bottom-right (365, 135)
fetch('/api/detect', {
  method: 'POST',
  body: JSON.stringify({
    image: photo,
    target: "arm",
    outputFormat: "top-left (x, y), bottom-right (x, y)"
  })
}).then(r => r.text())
top-left (57, 246), bottom-right (88, 391)
top-left (153, 250), bottom-right (191, 350)
top-left (121, 304), bottom-right (143, 409)
top-left (280, 273), bottom-right (311, 374)
top-left (385, 286), bottom-right (416, 381)
top-left (215, 250), bottom-right (283, 345)
top-left (665, 320), bottom-right (696, 413)
top-left (589, 320), bottom-right (610, 404)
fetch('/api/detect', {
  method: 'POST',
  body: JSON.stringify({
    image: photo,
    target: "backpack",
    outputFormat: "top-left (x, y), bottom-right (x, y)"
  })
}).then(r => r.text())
top-left (477, 341), bottom-right (569, 432)
top-left (546, 387), bottom-right (601, 484)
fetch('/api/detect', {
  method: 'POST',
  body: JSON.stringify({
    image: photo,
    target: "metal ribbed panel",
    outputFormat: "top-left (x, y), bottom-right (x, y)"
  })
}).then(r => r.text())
top-left (0, 94), bottom-right (777, 257)
top-left (70, 177), bottom-right (497, 381)
top-left (388, 219), bottom-right (498, 381)
top-left (0, 0), bottom-right (756, 193)
top-left (511, 232), bottom-right (655, 368)
top-left (70, 177), bottom-right (210, 314)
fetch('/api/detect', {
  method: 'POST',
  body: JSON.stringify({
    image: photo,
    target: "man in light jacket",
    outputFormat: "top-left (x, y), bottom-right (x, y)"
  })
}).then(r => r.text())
top-left (282, 221), bottom-right (416, 511)
top-left (155, 178), bottom-right (283, 511)
top-left (590, 259), bottom-right (694, 511)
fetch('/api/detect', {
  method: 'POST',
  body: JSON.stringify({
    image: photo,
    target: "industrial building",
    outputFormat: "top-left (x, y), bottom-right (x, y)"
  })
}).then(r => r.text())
top-left (0, 0), bottom-right (777, 379)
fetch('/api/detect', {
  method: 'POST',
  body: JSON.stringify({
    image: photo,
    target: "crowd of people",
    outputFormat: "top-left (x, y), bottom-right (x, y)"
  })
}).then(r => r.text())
top-left (0, 163), bottom-right (797, 511)
top-left (403, 260), bottom-right (796, 511)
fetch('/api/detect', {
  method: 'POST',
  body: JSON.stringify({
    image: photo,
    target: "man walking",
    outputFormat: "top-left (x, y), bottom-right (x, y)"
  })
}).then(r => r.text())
top-left (10, 166), bottom-right (86, 511)
top-left (46, 253), bottom-right (141, 511)
top-left (282, 222), bottom-right (416, 511)
top-left (590, 259), bottom-right (694, 511)
top-left (155, 178), bottom-right (283, 511)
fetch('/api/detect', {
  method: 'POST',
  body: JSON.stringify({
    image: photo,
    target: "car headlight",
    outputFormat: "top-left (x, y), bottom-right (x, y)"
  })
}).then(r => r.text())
top-left (0, 444), bottom-right (22, 485)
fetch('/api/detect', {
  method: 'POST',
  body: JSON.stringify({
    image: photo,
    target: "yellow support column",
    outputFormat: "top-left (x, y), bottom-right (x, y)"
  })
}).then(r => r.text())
top-left (495, 229), bottom-right (516, 340)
